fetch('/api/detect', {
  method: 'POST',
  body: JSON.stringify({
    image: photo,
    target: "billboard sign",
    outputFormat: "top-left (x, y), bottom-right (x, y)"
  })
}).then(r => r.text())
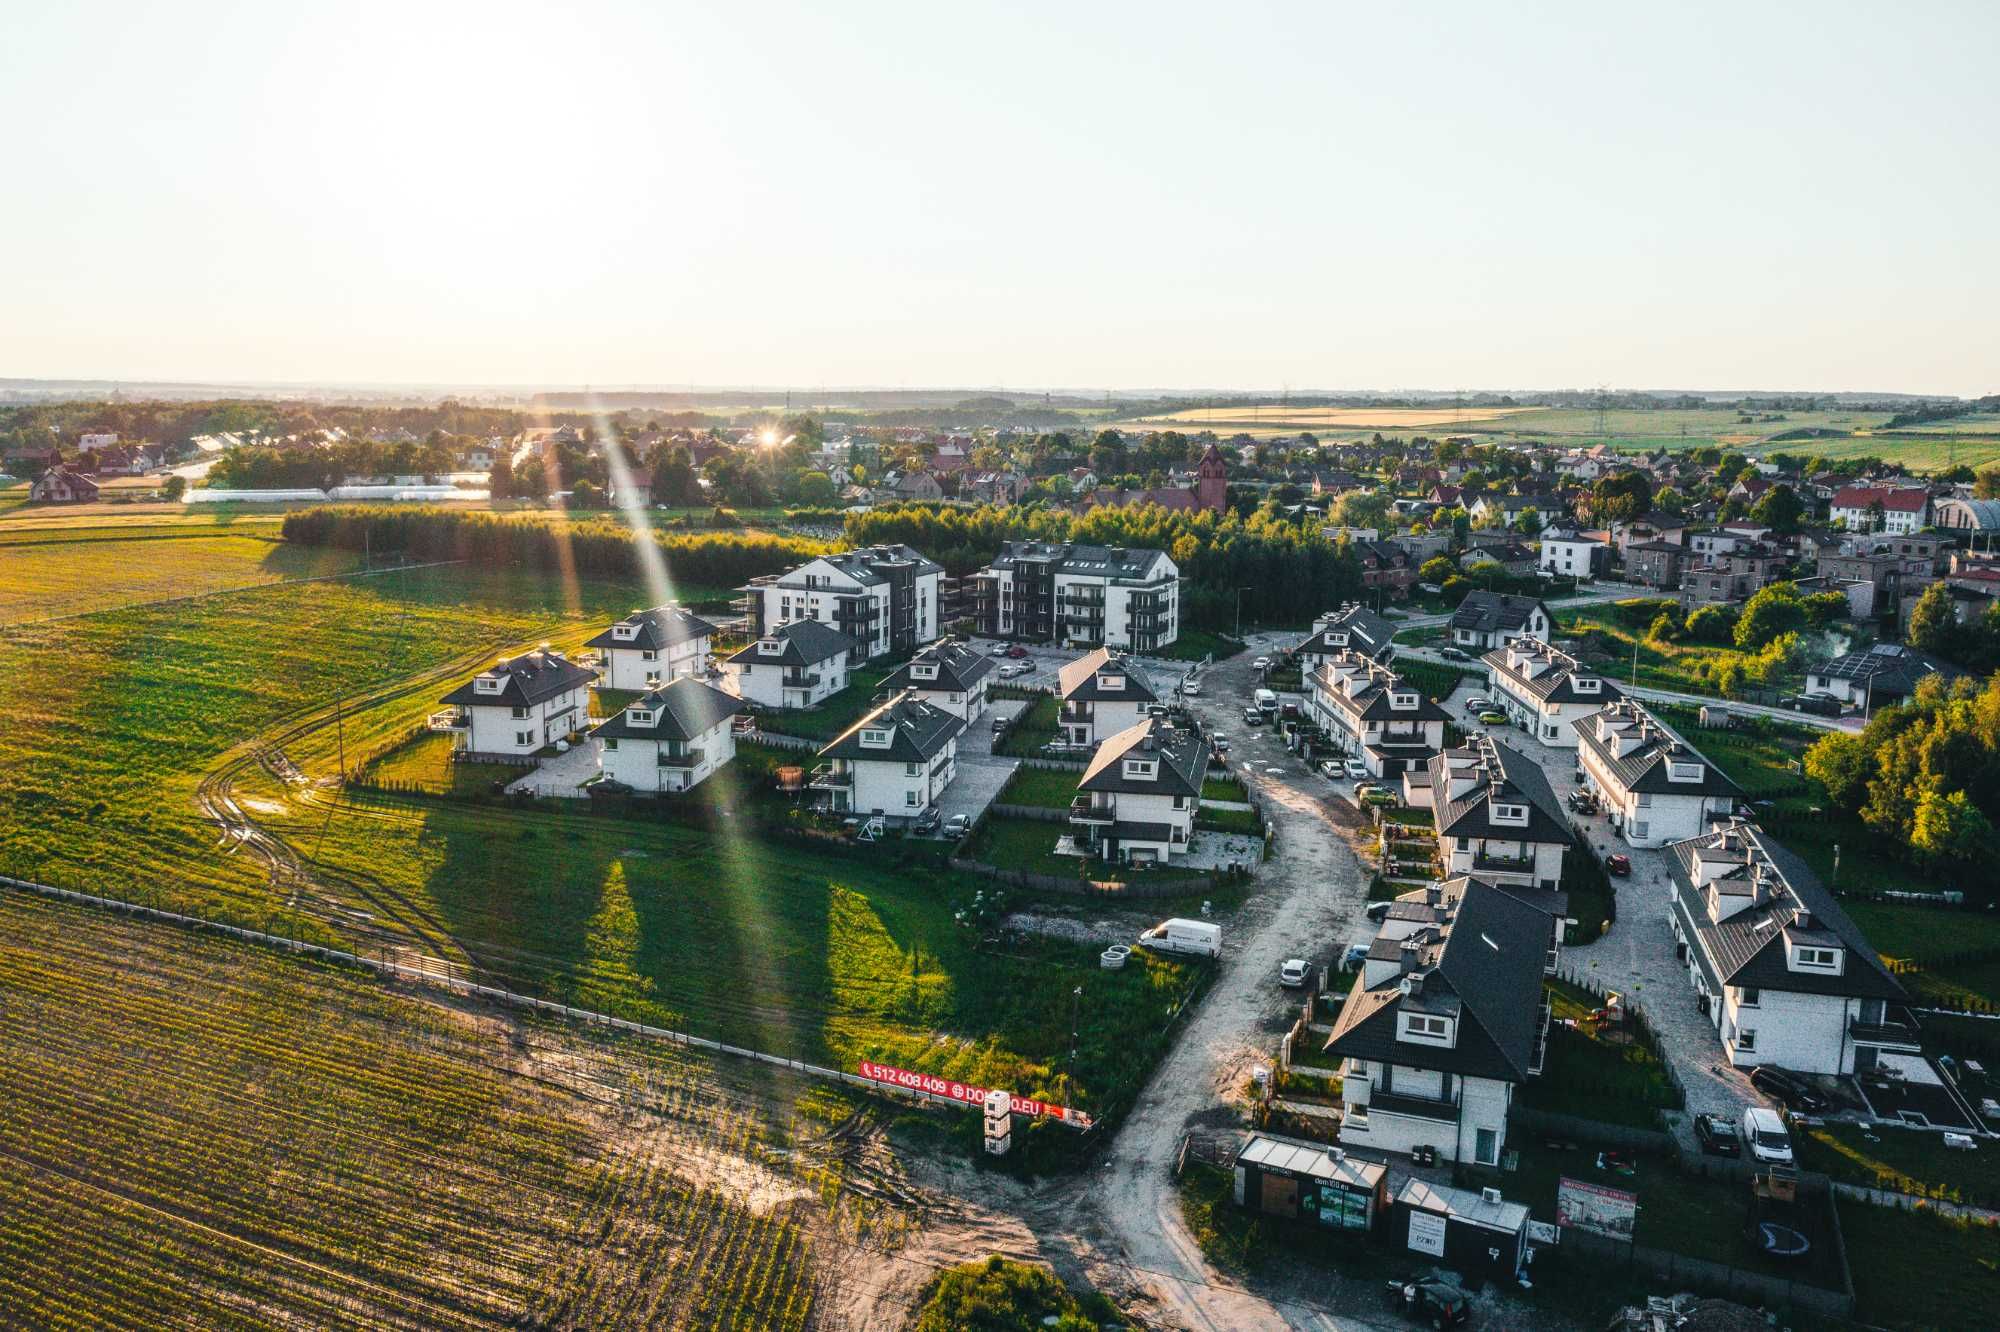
top-left (1556, 1177), bottom-right (1638, 1240)
top-left (854, 1061), bottom-right (1094, 1129)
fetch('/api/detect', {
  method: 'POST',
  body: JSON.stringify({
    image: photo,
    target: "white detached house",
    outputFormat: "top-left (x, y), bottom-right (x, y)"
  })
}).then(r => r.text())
top-left (439, 649), bottom-right (597, 760)
top-left (1481, 638), bottom-right (1620, 748)
top-left (1068, 716), bottom-right (1206, 864)
top-left (1057, 648), bottom-right (1158, 747)
top-left (592, 677), bottom-right (744, 793)
top-left (811, 691), bottom-right (965, 820)
top-left (585, 605), bottom-right (719, 691)
top-left (879, 637), bottom-right (996, 722)
top-left (723, 620), bottom-right (855, 710)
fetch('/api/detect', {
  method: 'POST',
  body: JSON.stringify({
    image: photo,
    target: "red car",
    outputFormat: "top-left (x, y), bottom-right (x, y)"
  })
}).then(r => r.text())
top-left (1007, 645), bottom-right (1028, 659)
top-left (1605, 853), bottom-right (1632, 876)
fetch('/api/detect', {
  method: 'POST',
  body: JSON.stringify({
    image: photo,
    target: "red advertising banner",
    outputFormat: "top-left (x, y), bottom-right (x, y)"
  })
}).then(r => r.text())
top-left (854, 1061), bottom-right (1094, 1130)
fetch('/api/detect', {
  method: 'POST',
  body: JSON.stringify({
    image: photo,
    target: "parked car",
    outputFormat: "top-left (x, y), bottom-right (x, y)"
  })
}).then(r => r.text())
top-left (1604, 853), bottom-right (1632, 876)
top-left (1465, 696), bottom-right (1491, 713)
top-left (1365, 900), bottom-right (1393, 922)
top-left (1477, 710), bottom-right (1508, 726)
top-left (1694, 1112), bottom-right (1741, 1157)
top-left (988, 642), bottom-right (1010, 657)
top-left (941, 814), bottom-right (972, 840)
top-left (1137, 918), bottom-right (1222, 958)
top-left (1279, 958), bottom-right (1310, 987)
top-left (912, 808), bottom-right (941, 834)
top-left (1785, 692), bottom-right (1843, 717)
top-left (1006, 644), bottom-right (1029, 659)
top-left (1243, 707), bottom-right (1265, 725)
top-left (1439, 646), bottom-right (1469, 661)
top-left (992, 715), bottom-right (1009, 735)
top-left (1000, 662), bottom-right (1033, 678)
top-left (1566, 789), bottom-right (1599, 815)
top-left (1211, 736), bottom-right (1232, 754)
top-left (1339, 943), bottom-right (1369, 971)
top-left (1318, 759), bottom-right (1343, 779)
top-left (1344, 758), bottom-right (1369, 780)
top-left (1750, 1065), bottom-right (1829, 1113)
top-left (1253, 656), bottom-right (1272, 671)
top-left (1360, 788), bottom-right (1398, 808)
top-left (1740, 1105), bottom-right (1795, 1165)
top-left (1182, 680), bottom-right (1201, 696)
top-left (1385, 1279), bottom-right (1470, 1328)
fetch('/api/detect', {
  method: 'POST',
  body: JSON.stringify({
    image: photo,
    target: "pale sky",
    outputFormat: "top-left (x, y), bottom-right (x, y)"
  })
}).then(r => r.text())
top-left (4, 1), bottom-right (1995, 396)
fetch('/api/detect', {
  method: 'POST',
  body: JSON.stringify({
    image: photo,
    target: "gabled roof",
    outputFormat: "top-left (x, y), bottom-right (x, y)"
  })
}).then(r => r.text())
top-left (881, 637), bottom-right (996, 694)
top-left (1481, 638), bottom-right (1623, 708)
top-left (1572, 699), bottom-right (1741, 799)
top-left (985, 540), bottom-right (1174, 582)
top-left (584, 604), bottom-right (719, 653)
top-left (440, 649), bottom-right (597, 709)
top-left (1078, 717), bottom-right (1207, 797)
top-left (1431, 738), bottom-right (1571, 845)
top-left (1451, 591), bottom-right (1550, 635)
top-left (1058, 648), bottom-right (1158, 703)
top-left (1294, 604), bottom-right (1395, 661)
top-left (1665, 820), bottom-right (1904, 1002)
top-left (1832, 485), bottom-right (1930, 513)
top-left (1324, 877), bottom-right (1556, 1082)
top-left (726, 619), bottom-right (856, 668)
top-left (591, 677), bottom-right (742, 742)
top-left (818, 690), bottom-right (965, 763)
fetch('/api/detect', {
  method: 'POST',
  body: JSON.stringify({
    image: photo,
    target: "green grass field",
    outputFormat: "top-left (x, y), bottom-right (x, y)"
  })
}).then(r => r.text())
top-left (1552, 604), bottom-right (1794, 700)
top-left (1649, 704), bottom-right (1816, 797)
top-left (1514, 980), bottom-right (1679, 1129)
top-left (1798, 1122), bottom-right (2000, 1209)
top-left (1840, 900), bottom-right (2000, 1009)
top-left (0, 887), bottom-right (830, 1330)
top-left (1837, 1202), bottom-right (2000, 1330)
top-left (0, 530), bottom-right (363, 624)
top-left (998, 765), bottom-right (1083, 809)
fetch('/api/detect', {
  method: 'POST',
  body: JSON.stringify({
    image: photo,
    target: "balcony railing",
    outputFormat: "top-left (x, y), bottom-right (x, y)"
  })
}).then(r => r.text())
top-left (782, 672), bottom-right (821, 688)
top-left (1069, 795), bottom-right (1115, 825)
top-left (1849, 1007), bottom-right (1922, 1048)
top-left (658, 748), bottom-right (705, 769)
top-left (1471, 848), bottom-right (1537, 873)
top-left (1528, 994), bottom-right (1554, 1075)
top-left (1363, 1089), bottom-right (1457, 1124)
top-left (808, 763), bottom-right (851, 788)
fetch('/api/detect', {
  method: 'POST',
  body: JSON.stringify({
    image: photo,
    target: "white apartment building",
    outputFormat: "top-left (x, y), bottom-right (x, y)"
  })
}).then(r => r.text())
top-left (592, 677), bottom-right (744, 794)
top-left (1574, 699), bottom-right (1741, 848)
top-left (810, 691), bottom-right (964, 821)
top-left (1308, 650), bottom-right (1450, 778)
top-left (1537, 529), bottom-right (1607, 579)
top-left (438, 649), bottom-right (596, 760)
top-left (968, 542), bottom-right (1180, 652)
top-left (879, 637), bottom-right (995, 722)
top-left (1068, 717), bottom-right (1205, 864)
top-left (1057, 648), bottom-right (1158, 746)
top-left (1326, 878), bottom-right (1555, 1166)
top-left (1667, 819), bottom-right (1915, 1075)
top-left (1424, 738), bottom-right (1570, 893)
top-left (585, 604), bottom-right (719, 691)
top-left (740, 545), bottom-right (941, 661)
top-left (723, 620), bottom-right (854, 710)
top-left (1480, 637), bottom-right (1620, 748)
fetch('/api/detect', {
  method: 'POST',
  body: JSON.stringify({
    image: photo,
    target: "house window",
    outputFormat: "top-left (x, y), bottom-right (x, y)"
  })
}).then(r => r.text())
top-left (1740, 987), bottom-right (1760, 1008)
top-left (905, 762), bottom-right (920, 776)
top-left (603, 738), bottom-right (619, 751)
top-left (511, 706), bottom-right (530, 719)
top-left (642, 649), bottom-right (658, 661)
top-left (1735, 1027), bottom-right (1757, 1052)
top-left (1403, 1015), bottom-right (1449, 1039)
top-left (1632, 822), bottom-right (1649, 839)
top-left (904, 790), bottom-right (919, 807)
top-left (515, 730), bottom-right (534, 746)
top-left (1475, 1128), bottom-right (1498, 1165)
top-left (1797, 947), bottom-right (1838, 968)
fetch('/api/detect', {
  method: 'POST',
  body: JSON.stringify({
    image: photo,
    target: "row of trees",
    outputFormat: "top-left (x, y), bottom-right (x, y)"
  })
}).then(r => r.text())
top-left (1805, 672), bottom-right (2000, 888)
top-left (1906, 581), bottom-right (2000, 675)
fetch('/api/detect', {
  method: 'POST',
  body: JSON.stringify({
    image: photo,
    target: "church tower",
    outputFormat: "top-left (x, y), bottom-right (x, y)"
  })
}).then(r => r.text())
top-left (1196, 443), bottom-right (1227, 512)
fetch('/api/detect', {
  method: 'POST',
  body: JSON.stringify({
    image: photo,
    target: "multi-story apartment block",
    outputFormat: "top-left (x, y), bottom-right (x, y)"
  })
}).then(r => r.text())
top-left (739, 545), bottom-right (941, 661)
top-left (967, 542), bottom-right (1179, 652)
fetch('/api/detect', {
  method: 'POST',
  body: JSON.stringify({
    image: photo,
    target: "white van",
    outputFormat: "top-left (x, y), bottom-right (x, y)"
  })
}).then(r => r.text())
top-left (1741, 1105), bottom-right (1794, 1165)
top-left (1253, 688), bottom-right (1279, 715)
top-left (1138, 918), bottom-right (1221, 958)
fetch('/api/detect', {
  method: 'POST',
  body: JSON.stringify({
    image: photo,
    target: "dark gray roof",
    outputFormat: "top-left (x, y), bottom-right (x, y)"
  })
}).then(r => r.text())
top-left (815, 544), bottom-right (943, 584)
top-left (1078, 718), bottom-right (1207, 797)
top-left (1810, 643), bottom-right (1963, 693)
top-left (585, 605), bottom-right (719, 653)
top-left (987, 540), bottom-right (1173, 582)
top-left (1058, 648), bottom-right (1158, 703)
top-left (591, 677), bottom-right (742, 742)
top-left (1431, 739), bottom-right (1571, 844)
top-left (818, 690), bottom-right (965, 762)
top-left (881, 638), bottom-right (995, 694)
top-left (1665, 821), bottom-right (1905, 1002)
top-left (440, 650), bottom-right (596, 708)
top-left (727, 619), bottom-right (856, 668)
top-left (1324, 878), bottom-right (1555, 1082)
top-left (1313, 652), bottom-right (1454, 724)
top-left (1572, 700), bottom-right (1741, 799)
top-left (1294, 605), bottom-right (1396, 661)
top-left (1481, 639), bottom-right (1623, 707)
top-left (1451, 591), bottom-right (1551, 635)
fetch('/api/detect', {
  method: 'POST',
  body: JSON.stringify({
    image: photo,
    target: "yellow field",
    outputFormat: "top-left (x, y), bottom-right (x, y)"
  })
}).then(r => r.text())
top-left (0, 532), bottom-right (361, 624)
top-left (1116, 405), bottom-right (1532, 432)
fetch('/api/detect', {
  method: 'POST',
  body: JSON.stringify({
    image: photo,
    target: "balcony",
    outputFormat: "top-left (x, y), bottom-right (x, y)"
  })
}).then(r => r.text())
top-left (657, 747), bottom-right (705, 769)
top-left (781, 672), bottom-right (821, 689)
top-left (1850, 1006), bottom-right (1922, 1050)
top-left (1528, 993), bottom-right (1554, 1075)
top-left (1363, 1089), bottom-right (1457, 1124)
top-left (808, 763), bottom-right (851, 788)
top-left (427, 708), bottom-right (468, 732)
top-left (1069, 795), bottom-right (1115, 825)
top-left (1470, 847), bottom-right (1537, 875)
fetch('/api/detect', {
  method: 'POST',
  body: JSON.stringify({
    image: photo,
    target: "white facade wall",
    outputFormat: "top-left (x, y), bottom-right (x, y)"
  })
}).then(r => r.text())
top-left (1452, 607), bottom-right (1551, 651)
top-left (1540, 539), bottom-right (1600, 577)
top-left (599, 719), bottom-right (737, 793)
top-left (1441, 835), bottom-right (1566, 890)
top-left (1718, 986), bottom-right (1855, 1075)
top-left (1099, 788), bottom-right (1194, 862)
top-left (1833, 503), bottom-right (1926, 535)
top-left (1579, 750), bottom-right (1732, 848)
top-left (727, 650), bottom-right (850, 710)
top-left (1485, 669), bottom-right (1609, 749)
top-left (1066, 696), bottom-right (1146, 746)
top-left (847, 742), bottom-right (959, 817)
top-left (907, 677), bottom-right (988, 722)
top-left (461, 686), bottom-right (589, 757)
top-left (1337, 1062), bottom-right (1511, 1165)
top-left (601, 638), bottom-right (710, 692)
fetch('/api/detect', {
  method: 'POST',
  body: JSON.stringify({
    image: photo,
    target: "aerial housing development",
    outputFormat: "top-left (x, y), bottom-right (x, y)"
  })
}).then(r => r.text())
top-left (967, 541), bottom-right (1180, 651)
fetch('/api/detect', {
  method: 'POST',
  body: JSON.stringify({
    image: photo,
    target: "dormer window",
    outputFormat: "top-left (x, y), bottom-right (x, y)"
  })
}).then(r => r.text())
top-left (1574, 677), bottom-right (1600, 692)
top-left (628, 709), bottom-right (656, 727)
top-left (1791, 945), bottom-right (1842, 972)
top-left (1097, 674), bottom-right (1122, 691)
top-left (1390, 691), bottom-right (1417, 709)
top-left (1668, 760), bottom-right (1704, 782)
top-left (1122, 758), bottom-right (1157, 780)
top-left (474, 676), bottom-right (504, 694)
top-left (859, 728), bottom-right (891, 748)
top-left (1491, 802), bottom-right (1528, 825)
top-left (758, 639), bottom-right (782, 655)
top-left (613, 623), bottom-right (638, 640)
top-left (911, 663), bottom-right (938, 680)
top-left (1400, 1014), bottom-right (1453, 1044)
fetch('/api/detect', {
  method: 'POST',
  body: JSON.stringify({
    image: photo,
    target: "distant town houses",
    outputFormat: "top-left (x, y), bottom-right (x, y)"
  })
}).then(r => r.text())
top-left (1068, 715), bottom-right (1206, 865)
top-left (1308, 651), bottom-right (1450, 778)
top-left (1536, 528), bottom-right (1608, 580)
top-left (1480, 637), bottom-right (1620, 748)
top-left (29, 465), bottom-right (101, 504)
top-left (1574, 699), bottom-right (1740, 849)
top-left (439, 649), bottom-right (596, 761)
top-left (740, 545), bottom-right (942, 661)
top-left (1448, 592), bottom-right (1552, 653)
top-left (1459, 541), bottom-right (1537, 577)
top-left (879, 636), bottom-right (995, 721)
top-left (1830, 483), bottom-right (1931, 534)
top-left (967, 541), bottom-right (1180, 653)
top-left (592, 677), bottom-right (744, 794)
top-left (1667, 819), bottom-right (1913, 1076)
top-left (723, 619), bottom-right (856, 710)
top-left (810, 691), bottom-right (964, 822)
top-left (1324, 876), bottom-right (1559, 1166)
top-left (585, 605), bottom-right (718, 692)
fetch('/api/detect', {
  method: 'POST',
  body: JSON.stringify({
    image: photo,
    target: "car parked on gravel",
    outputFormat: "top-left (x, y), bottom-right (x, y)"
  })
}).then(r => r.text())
top-left (1279, 958), bottom-right (1309, 987)
top-left (1694, 1113), bottom-right (1741, 1157)
top-left (1604, 853), bottom-right (1632, 876)
top-left (1750, 1065), bottom-right (1829, 1113)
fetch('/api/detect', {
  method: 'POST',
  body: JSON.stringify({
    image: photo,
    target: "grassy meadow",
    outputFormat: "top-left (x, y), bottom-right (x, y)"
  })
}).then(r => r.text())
top-left (0, 529), bottom-right (363, 624)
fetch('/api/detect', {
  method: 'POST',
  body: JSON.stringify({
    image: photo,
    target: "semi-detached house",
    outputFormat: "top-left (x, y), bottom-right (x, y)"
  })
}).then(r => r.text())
top-left (1068, 716), bottom-right (1205, 865)
top-left (585, 604), bottom-right (719, 691)
top-left (811, 691), bottom-right (964, 821)
top-left (1574, 700), bottom-right (1740, 849)
top-left (1421, 737), bottom-right (1570, 893)
top-left (1325, 877), bottom-right (1557, 1166)
top-left (879, 636), bottom-right (995, 722)
top-left (1308, 651), bottom-right (1450, 778)
top-left (592, 677), bottom-right (744, 794)
top-left (1667, 819), bottom-right (1915, 1075)
top-left (1481, 638), bottom-right (1620, 748)
top-left (439, 649), bottom-right (596, 760)
top-left (723, 620), bottom-right (855, 710)
top-left (1057, 648), bottom-right (1158, 746)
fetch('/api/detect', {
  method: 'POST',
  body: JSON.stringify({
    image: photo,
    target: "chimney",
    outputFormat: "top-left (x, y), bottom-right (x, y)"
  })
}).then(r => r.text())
top-left (1794, 909), bottom-right (1812, 931)
top-left (1481, 1187), bottom-right (1503, 1205)
top-left (1399, 939), bottom-right (1421, 974)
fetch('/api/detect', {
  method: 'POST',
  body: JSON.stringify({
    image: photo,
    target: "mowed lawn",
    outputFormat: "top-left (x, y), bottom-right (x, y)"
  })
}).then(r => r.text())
top-left (0, 530), bottom-right (362, 623)
top-left (1842, 900), bottom-right (2000, 1008)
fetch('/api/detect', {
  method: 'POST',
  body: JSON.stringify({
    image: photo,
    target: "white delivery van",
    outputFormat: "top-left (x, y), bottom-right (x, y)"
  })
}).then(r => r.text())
top-left (1138, 918), bottom-right (1221, 958)
top-left (1253, 688), bottom-right (1279, 716)
top-left (1741, 1106), bottom-right (1794, 1165)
